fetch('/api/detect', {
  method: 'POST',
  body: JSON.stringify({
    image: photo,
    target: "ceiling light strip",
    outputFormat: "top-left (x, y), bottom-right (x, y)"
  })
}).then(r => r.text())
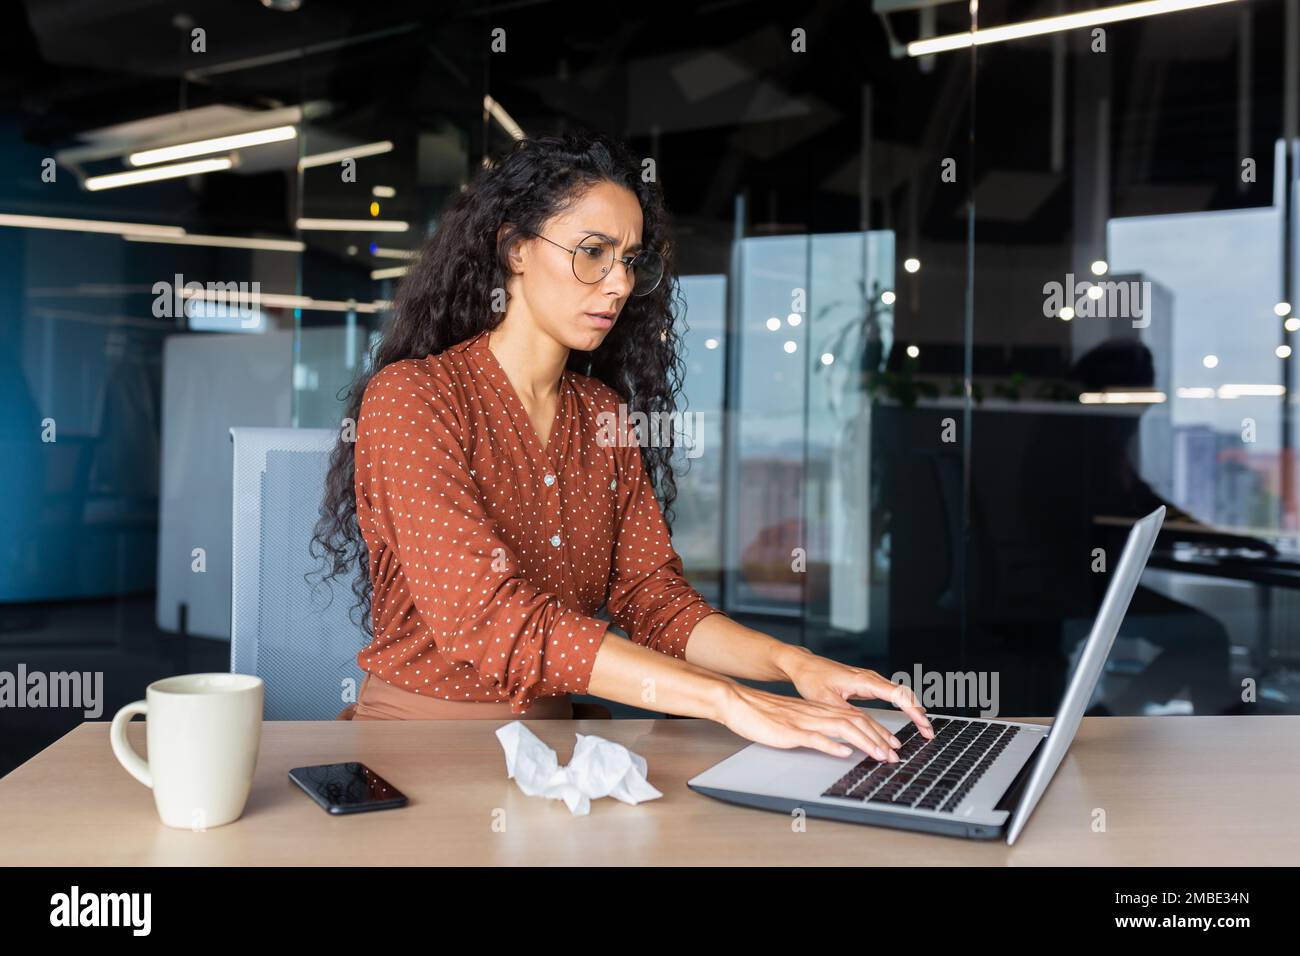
top-left (295, 218), bottom-right (409, 232)
top-left (85, 157), bottom-right (233, 191)
top-left (128, 126), bottom-right (297, 166)
top-left (123, 232), bottom-right (305, 252)
top-left (298, 141), bottom-right (394, 170)
top-left (180, 287), bottom-right (390, 314)
top-left (906, 0), bottom-right (1240, 57)
top-left (0, 213), bottom-right (185, 237)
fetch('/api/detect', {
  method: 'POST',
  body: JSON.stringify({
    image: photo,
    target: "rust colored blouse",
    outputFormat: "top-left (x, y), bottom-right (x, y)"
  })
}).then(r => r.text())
top-left (353, 327), bottom-right (727, 714)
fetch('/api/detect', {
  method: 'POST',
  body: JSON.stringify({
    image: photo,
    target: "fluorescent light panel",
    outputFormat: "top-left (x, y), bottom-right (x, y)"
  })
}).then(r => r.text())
top-left (1078, 390), bottom-right (1167, 404)
top-left (128, 125), bottom-right (297, 166)
top-left (123, 232), bottom-right (305, 252)
top-left (0, 213), bottom-right (185, 237)
top-left (371, 266), bottom-right (410, 280)
top-left (180, 287), bottom-right (389, 314)
top-left (296, 218), bottom-right (409, 232)
top-left (483, 95), bottom-right (525, 140)
top-left (85, 157), bottom-right (232, 191)
top-left (907, 0), bottom-right (1241, 57)
top-left (1169, 385), bottom-right (1288, 400)
top-left (1218, 384), bottom-right (1286, 398)
top-left (298, 140), bottom-right (393, 170)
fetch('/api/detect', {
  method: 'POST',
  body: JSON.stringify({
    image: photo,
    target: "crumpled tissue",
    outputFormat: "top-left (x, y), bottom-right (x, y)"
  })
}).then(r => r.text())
top-left (494, 720), bottom-right (662, 816)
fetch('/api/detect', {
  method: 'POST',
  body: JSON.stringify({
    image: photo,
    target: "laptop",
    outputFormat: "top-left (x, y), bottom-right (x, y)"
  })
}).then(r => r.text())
top-left (688, 505), bottom-right (1166, 844)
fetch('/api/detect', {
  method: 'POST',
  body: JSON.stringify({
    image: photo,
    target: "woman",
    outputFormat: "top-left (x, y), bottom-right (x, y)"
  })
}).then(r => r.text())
top-left (313, 129), bottom-right (931, 761)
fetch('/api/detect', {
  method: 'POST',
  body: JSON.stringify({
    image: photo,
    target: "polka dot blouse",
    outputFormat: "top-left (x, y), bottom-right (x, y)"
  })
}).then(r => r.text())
top-left (352, 327), bottom-right (728, 715)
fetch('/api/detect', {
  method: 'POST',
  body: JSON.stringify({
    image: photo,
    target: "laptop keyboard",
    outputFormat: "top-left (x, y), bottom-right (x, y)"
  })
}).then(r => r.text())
top-left (820, 717), bottom-right (1021, 812)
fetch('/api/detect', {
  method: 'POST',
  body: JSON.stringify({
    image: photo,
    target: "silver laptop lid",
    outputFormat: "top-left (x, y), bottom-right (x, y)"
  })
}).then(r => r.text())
top-left (1005, 505), bottom-right (1166, 845)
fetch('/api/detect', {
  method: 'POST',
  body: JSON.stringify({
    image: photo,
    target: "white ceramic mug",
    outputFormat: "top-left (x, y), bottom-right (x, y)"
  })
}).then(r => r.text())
top-left (110, 673), bottom-right (263, 829)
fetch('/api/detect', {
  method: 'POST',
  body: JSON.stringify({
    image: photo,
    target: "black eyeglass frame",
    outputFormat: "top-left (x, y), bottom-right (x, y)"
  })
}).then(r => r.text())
top-left (520, 229), bottom-right (664, 296)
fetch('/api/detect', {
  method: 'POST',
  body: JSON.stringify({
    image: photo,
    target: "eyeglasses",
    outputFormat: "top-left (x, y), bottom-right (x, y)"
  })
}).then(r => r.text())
top-left (522, 230), bottom-right (664, 296)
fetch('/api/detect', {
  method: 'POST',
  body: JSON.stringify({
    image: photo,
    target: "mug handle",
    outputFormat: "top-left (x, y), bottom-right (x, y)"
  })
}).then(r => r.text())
top-left (110, 700), bottom-right (153, 788)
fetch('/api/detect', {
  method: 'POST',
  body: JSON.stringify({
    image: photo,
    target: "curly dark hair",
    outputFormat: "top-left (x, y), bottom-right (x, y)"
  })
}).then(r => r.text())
top-left (309, 128), bottom-right (694, 643)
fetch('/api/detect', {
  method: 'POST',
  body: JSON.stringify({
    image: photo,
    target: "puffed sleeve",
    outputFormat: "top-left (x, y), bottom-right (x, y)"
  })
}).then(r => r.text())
top-left (605, 436), bottom-right (728, 660)
top-left (354, 360), bottom-right (611, 714)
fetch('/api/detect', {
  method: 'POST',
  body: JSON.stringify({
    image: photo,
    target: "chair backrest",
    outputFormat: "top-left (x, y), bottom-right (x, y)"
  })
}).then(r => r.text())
top-left (229, 426), bottom-right (368, 719)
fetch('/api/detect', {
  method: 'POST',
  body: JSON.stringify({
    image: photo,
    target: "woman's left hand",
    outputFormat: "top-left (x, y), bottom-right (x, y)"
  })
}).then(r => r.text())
top-left (779, 648), bottom-right (934, 740)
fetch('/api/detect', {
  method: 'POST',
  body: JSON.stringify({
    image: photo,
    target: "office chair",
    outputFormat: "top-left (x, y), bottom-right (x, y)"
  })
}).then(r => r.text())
top-left (229, 427), bottom-right (369, 720)
top-left (229, 426), bottom-right (611, 721)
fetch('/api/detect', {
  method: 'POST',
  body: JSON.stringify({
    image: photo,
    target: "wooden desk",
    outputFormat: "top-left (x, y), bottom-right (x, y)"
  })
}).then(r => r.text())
top-left (1, 715), bottom-right (1295, 865)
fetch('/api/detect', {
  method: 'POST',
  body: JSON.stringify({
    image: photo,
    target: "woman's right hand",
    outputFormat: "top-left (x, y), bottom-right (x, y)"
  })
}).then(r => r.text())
top-left (714, 682), bottom-right (905, 762)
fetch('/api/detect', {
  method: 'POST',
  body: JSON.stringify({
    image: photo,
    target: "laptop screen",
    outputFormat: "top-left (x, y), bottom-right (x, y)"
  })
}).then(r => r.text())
top-left (1005, 505), bottom-right (1166, 845)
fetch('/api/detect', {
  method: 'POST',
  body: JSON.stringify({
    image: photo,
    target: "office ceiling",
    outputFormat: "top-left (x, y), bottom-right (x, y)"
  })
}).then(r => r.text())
top-left (0, 0), bottom-right (1289, 244)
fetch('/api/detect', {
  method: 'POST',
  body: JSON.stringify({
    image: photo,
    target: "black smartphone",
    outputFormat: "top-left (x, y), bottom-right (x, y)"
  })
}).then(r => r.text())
top-left (288, 762), bottom-right (409, 815)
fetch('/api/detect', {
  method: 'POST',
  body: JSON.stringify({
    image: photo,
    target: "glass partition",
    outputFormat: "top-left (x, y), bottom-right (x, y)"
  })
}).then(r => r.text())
top-left (970, 0), bottom-right (1299, 715)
